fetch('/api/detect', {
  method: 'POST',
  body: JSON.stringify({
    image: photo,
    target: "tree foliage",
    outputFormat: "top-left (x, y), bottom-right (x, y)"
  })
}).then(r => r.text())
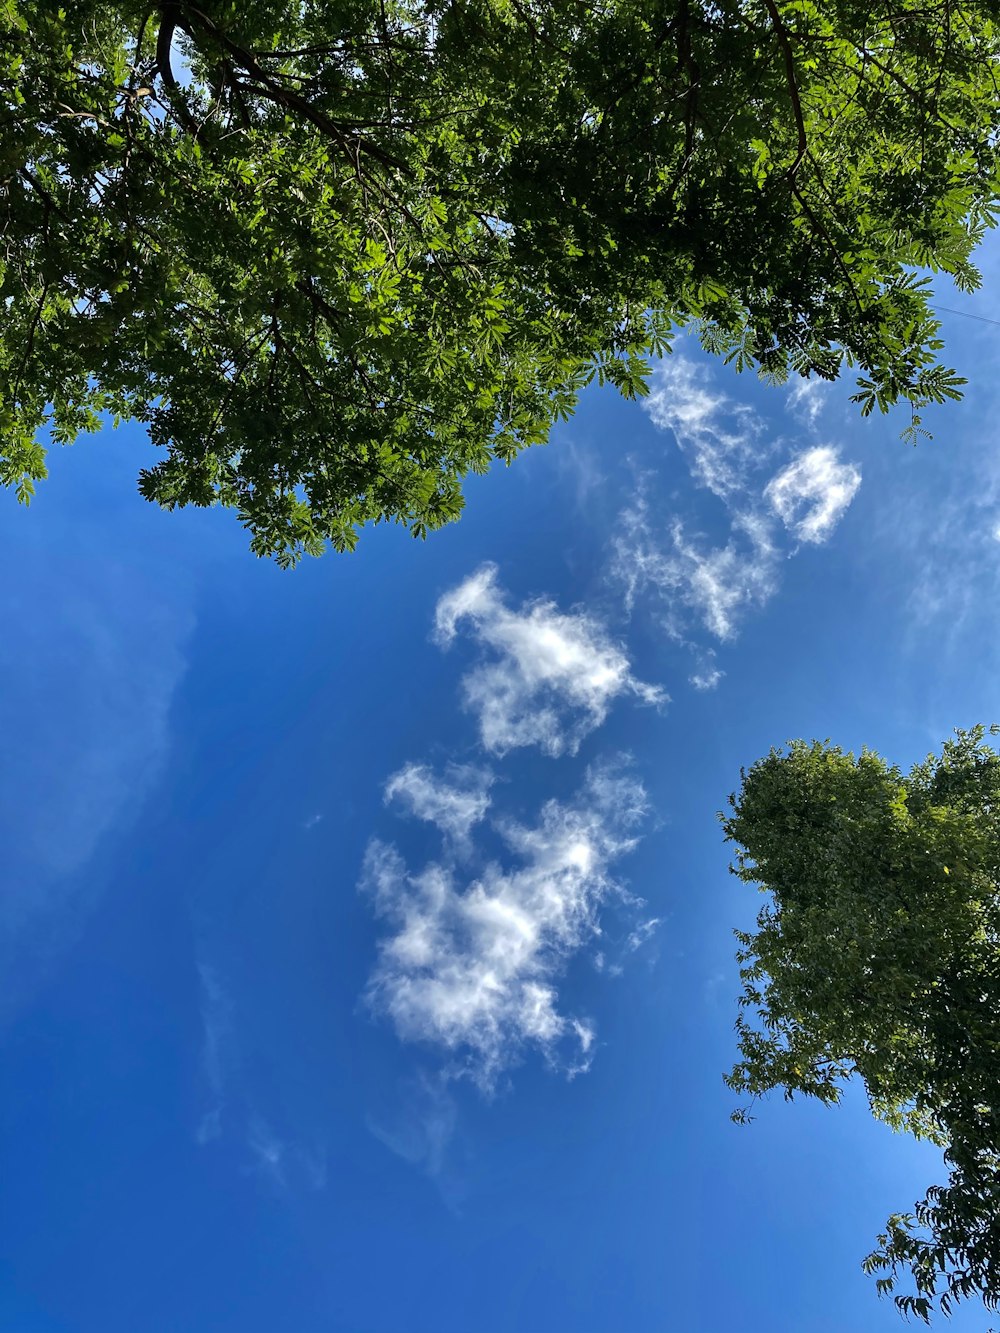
top-left (3, 0), bottom-right (999, 561)
top-left (724, 727), bottom-right (1000, 1321)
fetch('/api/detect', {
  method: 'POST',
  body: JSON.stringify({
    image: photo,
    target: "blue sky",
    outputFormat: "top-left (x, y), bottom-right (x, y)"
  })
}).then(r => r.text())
top-left (3, 243), bottom-right (1000, 1333)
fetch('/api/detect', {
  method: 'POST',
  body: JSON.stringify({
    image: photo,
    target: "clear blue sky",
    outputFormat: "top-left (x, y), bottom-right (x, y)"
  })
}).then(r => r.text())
top-left (3, 241), bottom-right (1000, 1333)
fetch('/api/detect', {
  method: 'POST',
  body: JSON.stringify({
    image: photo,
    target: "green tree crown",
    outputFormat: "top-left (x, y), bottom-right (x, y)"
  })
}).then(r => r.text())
top-left (725, 726), bottom-right (1000, 1321)
top-left (3, 0), bottom-right (998, 560)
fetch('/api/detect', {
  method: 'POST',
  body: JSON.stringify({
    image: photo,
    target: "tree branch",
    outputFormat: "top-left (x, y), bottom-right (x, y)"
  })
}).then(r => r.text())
top-left (175, 5), bottom-right (414, 176)
top-left (156, 6), bottom-right (200, 134)
top-left (761, 0), bottom-right (807, 181)
top-left (156, 8), bottom-right (179, 90)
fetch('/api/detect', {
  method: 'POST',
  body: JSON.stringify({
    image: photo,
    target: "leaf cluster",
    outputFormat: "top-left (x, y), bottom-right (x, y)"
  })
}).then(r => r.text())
top-left (2, 0), bottom-right (999, 558)
top-left (724, 726), bottom-right (1000, 1319)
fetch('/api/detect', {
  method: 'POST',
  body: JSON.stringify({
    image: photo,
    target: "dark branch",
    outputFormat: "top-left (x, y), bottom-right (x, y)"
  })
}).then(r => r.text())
top-left (761, 0), bottom-right (808, 181)
top-left (156, 8), bottom-right (179, 90)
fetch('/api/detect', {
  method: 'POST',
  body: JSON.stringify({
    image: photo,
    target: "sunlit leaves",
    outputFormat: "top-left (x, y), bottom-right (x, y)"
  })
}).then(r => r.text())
top-left (724, 728), bottom-right (1000, 1319)
top-left (2, 0), bottom-right (999, 559)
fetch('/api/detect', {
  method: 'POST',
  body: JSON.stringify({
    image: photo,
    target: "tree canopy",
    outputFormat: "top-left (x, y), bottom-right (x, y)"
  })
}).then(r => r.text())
top-left (3, 0), bottom-right (999, 562)
top-left (724, 727), bottom-right (1000, 1322)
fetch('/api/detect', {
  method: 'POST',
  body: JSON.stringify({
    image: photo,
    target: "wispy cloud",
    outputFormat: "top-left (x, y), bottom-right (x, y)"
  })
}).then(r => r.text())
top-left (624, 916), bottom-right (661, 954)
top-left (367, 1070), bottom-right (473, 1212)
top-left (434, 564), bottom-right (665, 756)
top-left (619, 353), bottom-right (786, 645)
top-left (786, 376), bottom-right (830, 428)
top-left (368, 1071), bottom-right (459, 1182)
top-left (594, 911), bottom-right (662, 978)
top-left (195, 963), bottom-right (234, 1145)
top-left (247, 1117), bottom-right (288, 1186)
top-left (663, 514), bottom-right (779, 640)
top-left (193, 959), bottom-right (327, 1190)
top-left (765, 446), bottom-right (861, 543)
top-left (689, 649), bottom-right (724, 691)
top-left (868, 418), bottom-right (1000, 662)
top-left (643, 354), bottom-right (770, 499)
top-left (0, 540), bottom-right (194, 1021)
top-left (0, 555), bottom-right (192, 882)
top-left (616, 357), bottom-right (861, 658)
top-left (244, 1118), bottom-right (327, 1192)
top-left (384, 762), bottom-right (494, 848)
top-left (362, 762), bottom-right (649, 1087)
top-left (611, 495), bottom-right (779, 642)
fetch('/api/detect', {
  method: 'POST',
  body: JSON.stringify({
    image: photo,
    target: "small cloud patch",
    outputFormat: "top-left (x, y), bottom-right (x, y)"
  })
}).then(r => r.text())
top-left (384, 762), bottom-right (494, 848)
top-left (643, 354), bottom-right (768, 499)
top-left (434, 564), bottom-right (664, 756)
top-left (765, 446), bottom-right (861, 544)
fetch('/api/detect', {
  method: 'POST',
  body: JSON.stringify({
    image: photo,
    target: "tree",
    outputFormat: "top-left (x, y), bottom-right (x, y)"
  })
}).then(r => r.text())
top-left (724, 727), bottom-right (1000, 1322)
top-left (2, 2), bottom-right (997, 563)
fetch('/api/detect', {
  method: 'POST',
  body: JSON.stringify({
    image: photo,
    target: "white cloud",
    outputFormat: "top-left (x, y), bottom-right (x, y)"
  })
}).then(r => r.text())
top-left (689, 650), bottom-right (724, 691)
top-left (690, 666), bottom-right (724, 690)
top-left (362, 763), bottom-right (648, 1086)
top-left (786, 376), bottom-right (830, 427)
top-left (644, 354), bottom-right (768, 499)
top-left (617, 356), bottom-right (863, 680)
top-left (384, 762), bottom-right (493, 846)
top-left (610, 495), bottom-right (676, 618)
top-left (592, 909), bottom-right (661, 978)
top-left (625, 917), bottom-right (661, 953)
top-left (765, 445), bottom-right (861, 543)
top-left (611, 496), bottom-right (779, 642)
top-left (615, 417), bottom-right (859, 653)
top-left (614, 354), bottom-right (791, 649)
top-left (667, 516), bottom-right (778, 640)
top-left (434, 565), bottom-right (665, 756)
